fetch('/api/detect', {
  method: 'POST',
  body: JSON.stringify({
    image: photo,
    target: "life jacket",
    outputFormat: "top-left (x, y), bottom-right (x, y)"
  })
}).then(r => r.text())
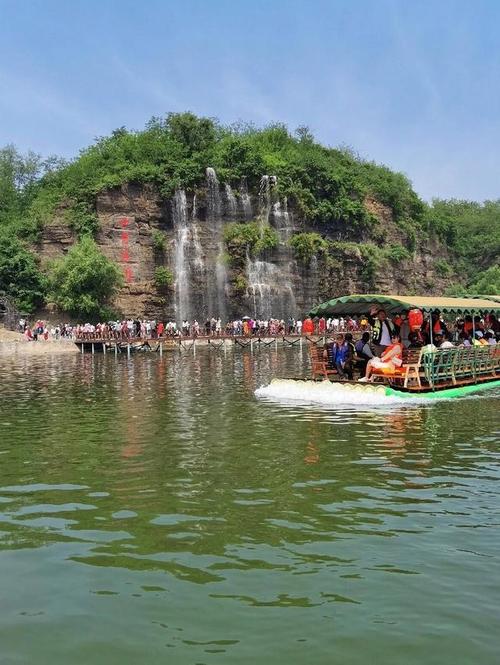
top-left (371, 318), bottom-right (395, 344)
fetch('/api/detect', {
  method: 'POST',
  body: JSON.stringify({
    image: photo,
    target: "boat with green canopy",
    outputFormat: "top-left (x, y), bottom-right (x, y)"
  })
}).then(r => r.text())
top-left (257, 294), bottom-right (500, 404)
top-left (309, 294), bottom-right (500, 317)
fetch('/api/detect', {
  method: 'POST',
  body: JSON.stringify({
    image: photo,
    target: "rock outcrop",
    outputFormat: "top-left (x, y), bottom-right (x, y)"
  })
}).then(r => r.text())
top-left (36, 172), bottom-right (453, 320)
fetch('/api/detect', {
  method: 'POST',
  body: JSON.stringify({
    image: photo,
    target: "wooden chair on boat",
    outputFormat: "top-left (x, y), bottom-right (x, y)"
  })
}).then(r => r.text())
top-left (371, 348), bottom-right (423, 388)
top-left (309, 344), bottom-right (337, 380)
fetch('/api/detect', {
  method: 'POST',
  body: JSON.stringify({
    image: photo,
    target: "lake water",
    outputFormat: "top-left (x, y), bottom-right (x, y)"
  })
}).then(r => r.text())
top-left (0, 347), bottom-right (499, 665)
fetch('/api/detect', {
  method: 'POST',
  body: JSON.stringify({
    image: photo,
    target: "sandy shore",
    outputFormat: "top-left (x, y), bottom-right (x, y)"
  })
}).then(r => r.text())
top-left (0, 327), bottom-right (79, 355)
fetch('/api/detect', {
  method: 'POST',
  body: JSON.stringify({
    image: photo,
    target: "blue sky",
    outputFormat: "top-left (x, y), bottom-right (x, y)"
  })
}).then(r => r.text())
top-left (0, 0), bottom-right (499, 201)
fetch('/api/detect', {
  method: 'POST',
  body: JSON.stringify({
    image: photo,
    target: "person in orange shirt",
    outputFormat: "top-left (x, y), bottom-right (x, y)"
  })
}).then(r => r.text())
top-left (358, 333), bottom-right (403, 382)
top-left (302, 317), bottom-right (315, 335)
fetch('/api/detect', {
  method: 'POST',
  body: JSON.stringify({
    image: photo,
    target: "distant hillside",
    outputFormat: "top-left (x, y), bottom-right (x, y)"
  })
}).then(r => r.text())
top-left (0, 113), bottom-right (498, 318)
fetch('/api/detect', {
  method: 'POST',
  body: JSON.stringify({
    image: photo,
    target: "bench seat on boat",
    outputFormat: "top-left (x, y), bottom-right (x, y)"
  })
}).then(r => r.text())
top-left (309, 344), bottom-right (337, 380)
top-left (371, 348), bottom-right (423, 388)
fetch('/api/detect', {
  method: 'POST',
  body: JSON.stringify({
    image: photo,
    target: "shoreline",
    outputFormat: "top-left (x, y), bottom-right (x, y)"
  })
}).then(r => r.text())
top-left (0, 328), bottom-right (79, 355)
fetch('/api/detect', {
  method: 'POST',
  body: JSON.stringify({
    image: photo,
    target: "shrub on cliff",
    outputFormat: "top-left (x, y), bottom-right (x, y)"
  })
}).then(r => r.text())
top-left (224, 222), bottom-right (278, 263)
top-left (154, 266), bottom-right (174, 288)
top-left (48, 237), bottom-right (122, 319)
top-left (290, 232), bottom-right (328, 263)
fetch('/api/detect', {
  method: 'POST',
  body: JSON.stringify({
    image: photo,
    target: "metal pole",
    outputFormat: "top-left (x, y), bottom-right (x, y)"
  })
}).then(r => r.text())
top-left (91, 343), bottom-right (94, 355)
top-left (114, 343), bottom-right (117, 356)
top-left (159, 341), bottom-right (163, 357)
top-left (428, 310), bottom-right (434, 389)
top-left (127, 343), bottom-right (130, 358)
top-left (103, 342), bottom-right (106, 355)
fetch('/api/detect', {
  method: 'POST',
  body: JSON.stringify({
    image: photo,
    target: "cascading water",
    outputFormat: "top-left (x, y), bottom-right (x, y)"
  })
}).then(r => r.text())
top-left (206, 167), bottom-right (222, 218)
top-left (172, 190), bottom-right (191, 323)
top-left (258, 175), bottom-right (275, 227)
top-left (246, 250), bottom-right (297, 320)
top-left (206, 167), bottom-right (228, 320)
top-left (240, 178), bottom-right (253, 219)
top-left (224, 183), bottom-right (238, 217)
top-left (190, 195), bottom-right (205, 272)
top-left (246, 181), bottom-right (298, 319)
top-left (272, 197), bottom-right (293, 242)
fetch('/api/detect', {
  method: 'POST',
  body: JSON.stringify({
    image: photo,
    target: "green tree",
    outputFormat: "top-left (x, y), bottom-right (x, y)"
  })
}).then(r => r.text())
top-left (469, 266), bottom-right (500, 295)
top-left (48, 237), bottom-right (122, 318)
top-left (0, 234), bottom-right (46, 312)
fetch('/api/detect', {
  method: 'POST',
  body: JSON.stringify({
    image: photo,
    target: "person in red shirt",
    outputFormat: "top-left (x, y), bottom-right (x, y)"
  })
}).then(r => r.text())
top-left (302, 317), bottom-right (315, 335)
top-left (157, 321), bottom-right (164, 337)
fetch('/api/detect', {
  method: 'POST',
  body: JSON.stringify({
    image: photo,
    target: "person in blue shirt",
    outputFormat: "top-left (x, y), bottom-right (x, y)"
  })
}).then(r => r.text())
top-left (325, 334), bottom-right (352, 379)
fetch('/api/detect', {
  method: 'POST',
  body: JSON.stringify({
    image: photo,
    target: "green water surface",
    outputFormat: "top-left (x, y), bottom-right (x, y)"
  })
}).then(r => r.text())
top-left (0, 348), bottom-right (499, 664)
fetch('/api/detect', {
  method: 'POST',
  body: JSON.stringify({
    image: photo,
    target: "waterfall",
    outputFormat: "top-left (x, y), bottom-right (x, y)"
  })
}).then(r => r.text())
top-left (246, 250), bottom-right (297, 320)
top-left (206, 167), bottom-right (227, 320)
top-left (224, 183), bottom-right (238, 217)
top-left (206, 167), bottom-right (222, 218)
top-left (272, 196), bottom-right (293, 242)
top-left (258, 175), bottom-right (278, 227)
top-left (240, 178), bottom-right (253, 219)
top-left (172, 190), bottom-right (191, 323)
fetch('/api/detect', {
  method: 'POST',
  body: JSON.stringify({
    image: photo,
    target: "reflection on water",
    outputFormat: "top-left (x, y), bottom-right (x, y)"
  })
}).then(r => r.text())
top-left (0, 349), bottom-right (499, 665)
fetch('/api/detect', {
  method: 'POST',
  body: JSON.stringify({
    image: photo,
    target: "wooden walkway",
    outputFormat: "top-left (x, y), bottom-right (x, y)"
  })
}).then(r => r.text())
top-left (74, 333), bottom-right (349, 354)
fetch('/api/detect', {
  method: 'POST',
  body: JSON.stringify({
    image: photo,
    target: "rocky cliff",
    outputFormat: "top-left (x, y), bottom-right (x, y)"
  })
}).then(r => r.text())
top-left (37, 169), bottom-right (452, 320)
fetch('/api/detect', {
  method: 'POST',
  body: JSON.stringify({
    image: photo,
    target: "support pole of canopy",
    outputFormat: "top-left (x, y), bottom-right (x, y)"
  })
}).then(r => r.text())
top-left (428, 310), bottom-right (435, 390)
top-left (472, 310), bottom-right (477, 383)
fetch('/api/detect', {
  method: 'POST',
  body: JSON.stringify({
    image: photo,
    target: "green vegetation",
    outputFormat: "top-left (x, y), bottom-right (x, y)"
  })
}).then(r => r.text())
top-left (0, 235), bottom-right (46, 312)
top-left (290, 232), bottom-right (328, 263)
top-left (151, 230), bottom-right (166, 252)
top-left (434, 258), bottom-right (454, 277)
top-left (385, 243), bottom-right (412, 262)
top-left (232, 274), bottom-right (248, 295)
top-left (48, 237), bottom-right (122, 319)
top-left (223, 222), bottom-right (278, 262)
top-left (0, 115), bottom-right (498, 312)
top-left (154, 266), bottom-right (174, 288)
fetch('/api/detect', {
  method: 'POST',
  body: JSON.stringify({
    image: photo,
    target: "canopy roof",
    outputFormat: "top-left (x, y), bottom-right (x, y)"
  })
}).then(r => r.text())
top-left (309, 294), bottom-right (500, 317)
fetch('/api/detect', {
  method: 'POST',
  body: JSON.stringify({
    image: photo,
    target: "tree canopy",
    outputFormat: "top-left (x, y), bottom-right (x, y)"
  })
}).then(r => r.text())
top-left (48, 237), bottom-right (122, 319)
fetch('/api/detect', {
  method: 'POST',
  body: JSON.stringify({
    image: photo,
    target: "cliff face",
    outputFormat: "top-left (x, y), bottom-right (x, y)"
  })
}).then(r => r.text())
top-left (37, 173), bottom-right (452, 320)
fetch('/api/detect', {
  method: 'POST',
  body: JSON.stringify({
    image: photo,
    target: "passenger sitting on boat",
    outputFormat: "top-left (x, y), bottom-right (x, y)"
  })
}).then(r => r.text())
top-left (344, 333), bottom-right (356, 379)
top-left (408, 331), bottom-right (423, 349)
top-left (484, 330), bottom-right (497, 345)
top-left (423, 309), bottom-right (448, 343)
top-left (473, 331), bottom-right (488, 346)
top-left (358, 333), bottom-right (403, 382)
top-left (438, 333), bottom-right (455, 349)
top-left (354, 332), bottom-right (373, 374)
top-left (458, 333), bottom-right (472, 347)
top-left (462, 315), bottom-right (473, 336)
top-left (326, 334), bottom-right (352, 379)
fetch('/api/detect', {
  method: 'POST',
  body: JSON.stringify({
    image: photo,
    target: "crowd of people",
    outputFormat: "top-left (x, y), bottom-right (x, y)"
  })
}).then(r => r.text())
top-left (18, 314), bottom-right (369, 341)
top-left (320, 307), bottom-right (500, 382)
top-left (18, 310), bottom-right (500, 361)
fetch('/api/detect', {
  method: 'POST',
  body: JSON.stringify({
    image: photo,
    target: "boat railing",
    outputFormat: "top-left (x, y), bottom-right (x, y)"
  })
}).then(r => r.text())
top-left (421, 346), bottom-right (499, 388)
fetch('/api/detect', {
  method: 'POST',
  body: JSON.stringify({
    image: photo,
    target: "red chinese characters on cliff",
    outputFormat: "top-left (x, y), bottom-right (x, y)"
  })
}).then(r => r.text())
top-left (118, 217), bottom-right (133, 282)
